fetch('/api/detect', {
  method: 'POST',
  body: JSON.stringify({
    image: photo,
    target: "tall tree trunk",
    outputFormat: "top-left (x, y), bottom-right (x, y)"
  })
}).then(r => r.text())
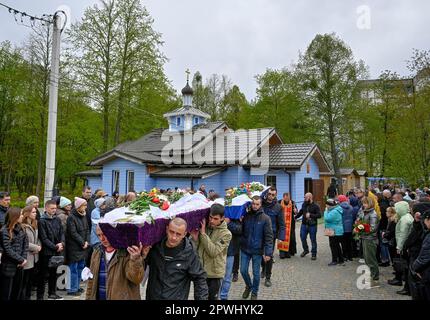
top-left (381, 104), bottom-right (389, 176)
top-left (329, 119), bottom-right (342, 193)
top-left (58, 178), bottom-right (63, 191)
top-left (114, 68), bottom-right (129, 145)
top-left (26, 176), bottom-right (34, 194)
top-left (71, 176), bottom-right (77, 191)
top-left (103, 96), bottom-right (109, 151)
top-left (114, 90), bottom-right (125, 145)
top-left (102, 43), bottom-right (113, 152)
top-left (6, 163), bottom-right (12, 193)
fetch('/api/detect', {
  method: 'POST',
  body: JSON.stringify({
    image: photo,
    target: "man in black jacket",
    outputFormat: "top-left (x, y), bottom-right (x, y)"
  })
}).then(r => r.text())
top-left (240, 196), bottom-right (273, 300)
top-left (261, 187), bottom-right (285, 287)
top-left (82, 186), bottom-right (96, 266)
top-left (295, 193), bottom-right (321, 260)
top-left (143, 217), bottom-right (208, 300)
top-left (378, 190), bottom-right (392, 267)
top-left (400, 211), bottom-right (424, 297)
top-left (411, 210), bottom-right (430, 300)
top-left (0, 191), bottom-right (11, 229)
top-left (37, 199), bottom-right (65, 300)
top-left (81, 186), bottom-right (95, 233)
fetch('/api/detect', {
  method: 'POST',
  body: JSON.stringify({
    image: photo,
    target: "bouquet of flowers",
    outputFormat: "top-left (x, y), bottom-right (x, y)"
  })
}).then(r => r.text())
top-left (353, 220), bottom-right (371, 240)
top-left (167, 188), bottom-right (187, 204)
top-left (225, 182), bottom-right (266, 206)
top-left (223, 182), bottom-right (268, 219)
top-left (99, 191), bottom-right (211, 247)
top-left (128, 188), bottom-right (170, 215)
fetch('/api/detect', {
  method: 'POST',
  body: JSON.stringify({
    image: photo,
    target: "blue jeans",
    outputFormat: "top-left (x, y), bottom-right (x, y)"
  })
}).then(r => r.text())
top-left (220, 256), bottom-right (234, 300)
top-left (68, 260), bottom-right (85, 293)
top-left (300, 224), bottom-right (317, 256)
top-left (240, 251), bottom-right (262, 295)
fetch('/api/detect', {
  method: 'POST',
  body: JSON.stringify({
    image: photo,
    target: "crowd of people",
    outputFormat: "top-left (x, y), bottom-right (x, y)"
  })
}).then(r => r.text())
top-left (0, 185), bottom-right (274, 300)
top-left (0, 186), bottom-right (133, 300)
top-left (0, 182), bottom-right (429, 301)
top-left (323, 184), bottom-right (430, 299)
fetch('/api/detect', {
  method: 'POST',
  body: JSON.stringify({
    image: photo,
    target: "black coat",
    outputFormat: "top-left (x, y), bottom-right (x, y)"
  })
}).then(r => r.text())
top-left (38, 213), bottom-right (65, 257)
top-left (226, 219), bottom-right (242, 256)
top-left (263, 200), bottom-right (285, 240)
top-left (412, 231), bottom-right (430, 283)
top-left (66, 209), bottom-right (90, 263)
top-left (327, 185), bottom-right (338, 198)
top-left (383, 221), bottom-right (396, 248)
top-left (146, 237), bottom-right (208, 300)
top-left (296, 201), bottom-right (322, 226)
top-left (378, 198), bottom-right (391, 231)
top-left (0, 205), bottom-right (8, 229)
top-left (85, 197), bottom-right (96, 233)
top-left (412, 199), bottom-right (430, 214)
top-left (403, 220), bottom-right (424, 261)
top-left (0, 225), bottom-right (29, 277)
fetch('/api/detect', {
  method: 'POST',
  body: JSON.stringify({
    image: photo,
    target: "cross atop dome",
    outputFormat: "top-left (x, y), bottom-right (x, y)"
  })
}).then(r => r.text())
top-left (181, 69), bottom-right (194, 97)
top-left (163, 70), bottom-right (210, 131)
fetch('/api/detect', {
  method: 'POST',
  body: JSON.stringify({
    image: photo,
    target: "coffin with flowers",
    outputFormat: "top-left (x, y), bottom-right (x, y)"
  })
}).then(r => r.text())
top-left (98, 190), bottom-right (211, 248)
top-left (223, 182), bottom-right (270, 219)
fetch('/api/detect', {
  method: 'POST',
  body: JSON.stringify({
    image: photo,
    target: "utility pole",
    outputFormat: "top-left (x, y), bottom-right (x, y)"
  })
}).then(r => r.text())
top-left (44, 12), bottom-right (63, 204)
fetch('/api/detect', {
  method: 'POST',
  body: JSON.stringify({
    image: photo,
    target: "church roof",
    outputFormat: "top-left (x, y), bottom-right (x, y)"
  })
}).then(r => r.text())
top-left (75, 169), bottom-right (102, 177)
top-left (87, 122), bottom-right (328, 172)
top-left (150, 167), bottom-right (225, 179)
top-left (163, 106), bottom-right (210, 119)
top-left (255, 143), bottom-right (331, 171)
top-left (320, 168), bottom-right (367, 176)
top-left (88, 121), bottom-right (226, 166)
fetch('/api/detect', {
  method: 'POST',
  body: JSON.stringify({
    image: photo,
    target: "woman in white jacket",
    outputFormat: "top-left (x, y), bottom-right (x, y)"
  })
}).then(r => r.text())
top-left (395, 201), bottom-right (414, 253)
top-left (387, 200), bottom-right (414, 287)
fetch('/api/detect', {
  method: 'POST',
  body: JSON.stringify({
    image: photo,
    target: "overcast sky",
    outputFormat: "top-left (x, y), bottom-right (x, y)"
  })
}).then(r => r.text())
top-left (0, 0), bottom-right (428, 99)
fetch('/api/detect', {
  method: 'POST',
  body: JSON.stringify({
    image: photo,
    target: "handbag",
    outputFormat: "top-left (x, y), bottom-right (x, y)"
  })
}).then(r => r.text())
top-left (1, 262), bottom-right (17, 277)
top-left (393, 257), bottom-right (408, 274)
top-left (324, 228), bottom-right (335, 237)
top-left (48, 255), bottom-right (64, 268)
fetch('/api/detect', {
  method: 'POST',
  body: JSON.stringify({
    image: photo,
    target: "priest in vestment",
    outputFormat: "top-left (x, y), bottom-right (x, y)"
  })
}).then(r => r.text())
top-left (278, 193), bottom-right (297, 258)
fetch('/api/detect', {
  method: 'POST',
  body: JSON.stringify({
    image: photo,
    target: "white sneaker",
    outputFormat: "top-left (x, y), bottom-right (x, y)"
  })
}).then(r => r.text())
top-left (359, 259), bottom-right (365, 264)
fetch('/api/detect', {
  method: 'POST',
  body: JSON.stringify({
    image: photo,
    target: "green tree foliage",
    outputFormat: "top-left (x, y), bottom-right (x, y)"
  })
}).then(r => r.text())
top-left (67, 0), bottom-right (175, 150)
top-left (223, 85), bottom-right (248, 129)
top-left (243, 68), bottom-right (312, 142)
top-left (2, 9), bottom-right (429, 200)
top-left (0, 0), bottom-right (176, 199)
top-left (191, 71), bottom-right (249, 126)
top-left (385, 50), bottom-right (430, 186)
top-left (0, 38), bottom-right (102, 196)
top-left (294, 33), bottom-right (366, 190)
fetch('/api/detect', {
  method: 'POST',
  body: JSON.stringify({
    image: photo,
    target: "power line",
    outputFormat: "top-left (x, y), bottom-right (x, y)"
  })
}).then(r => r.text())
top-left (0, 2), bottom-right (53, 24)
top-left (128, 104), bottom-right (166, 119)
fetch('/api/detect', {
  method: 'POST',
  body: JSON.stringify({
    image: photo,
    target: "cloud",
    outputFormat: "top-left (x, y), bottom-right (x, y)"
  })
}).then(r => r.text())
top-left (0, 0), bottom-right (428, 99)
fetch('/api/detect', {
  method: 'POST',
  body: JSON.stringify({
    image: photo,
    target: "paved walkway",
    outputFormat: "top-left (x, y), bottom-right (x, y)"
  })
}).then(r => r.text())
top-left (224, 223), bottom-right (409, 300)
top-left (57, 223), bottom-right (409, 301)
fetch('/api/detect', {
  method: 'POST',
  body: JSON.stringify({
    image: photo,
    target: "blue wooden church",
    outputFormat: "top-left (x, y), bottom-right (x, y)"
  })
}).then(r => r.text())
top-left (77, 80), bottom-right (330, 208)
